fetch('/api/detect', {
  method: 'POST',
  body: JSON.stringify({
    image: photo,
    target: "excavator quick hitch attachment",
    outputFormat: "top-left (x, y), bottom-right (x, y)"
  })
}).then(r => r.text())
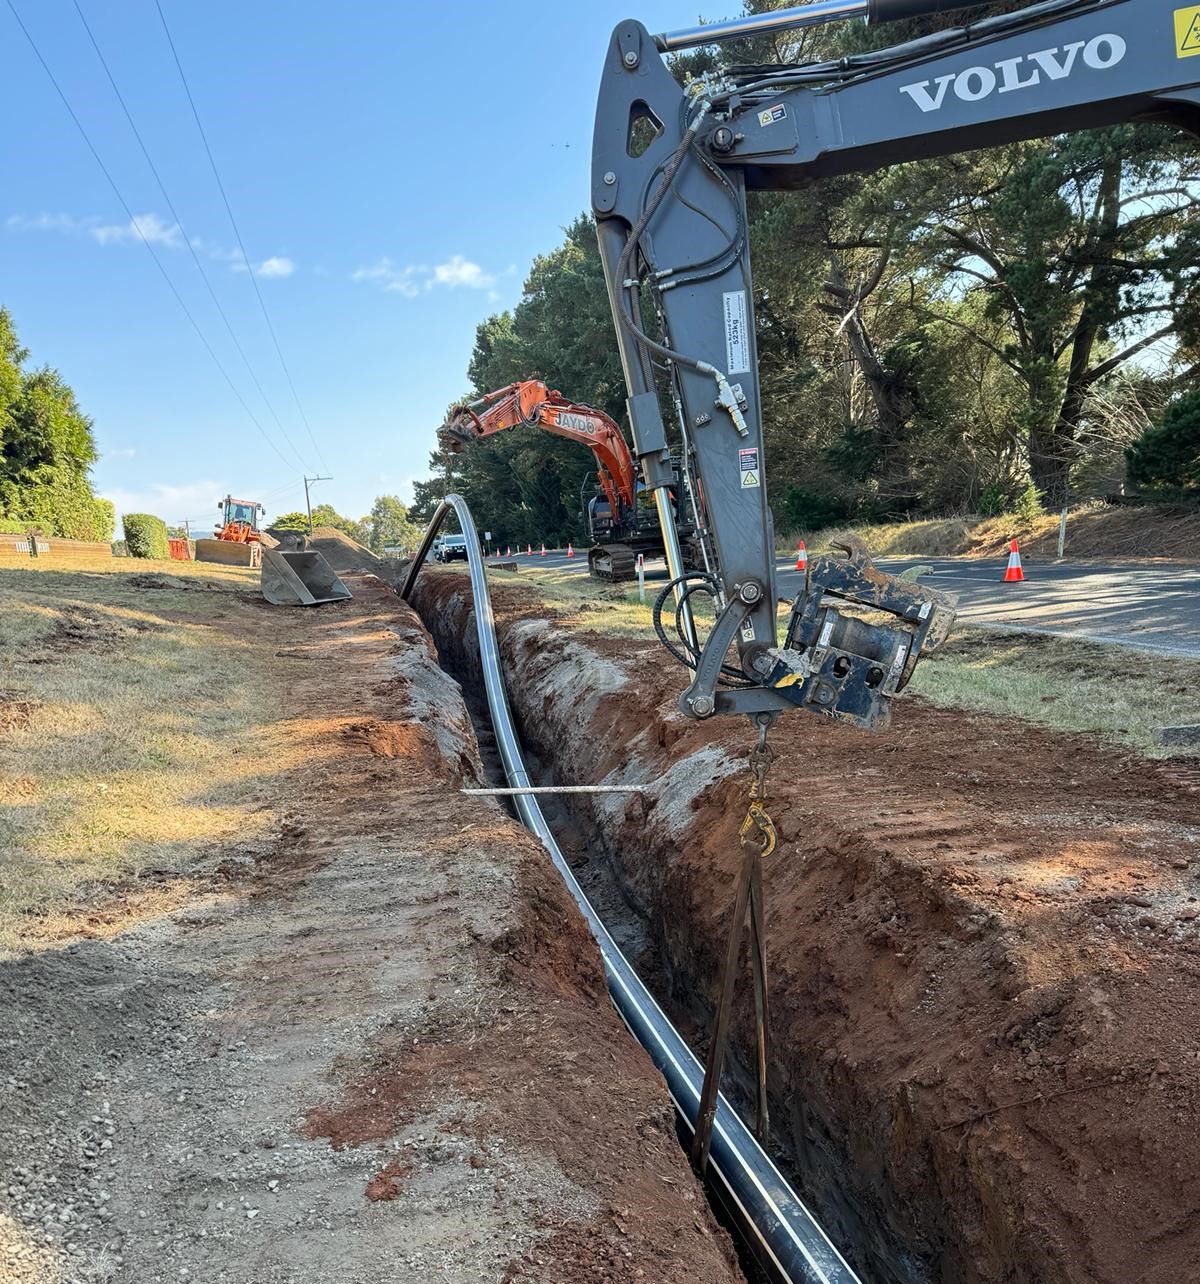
top-left (766, 543), bottom-right (956, 729)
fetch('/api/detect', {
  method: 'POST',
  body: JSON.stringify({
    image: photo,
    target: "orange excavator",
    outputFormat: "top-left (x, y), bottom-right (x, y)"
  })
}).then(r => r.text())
top-left (438, 380), bottom-right (705, 581)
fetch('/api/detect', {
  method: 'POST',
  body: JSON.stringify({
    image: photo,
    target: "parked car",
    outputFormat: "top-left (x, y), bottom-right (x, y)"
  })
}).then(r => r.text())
top-left (434, 534), bottom-right (469, 563)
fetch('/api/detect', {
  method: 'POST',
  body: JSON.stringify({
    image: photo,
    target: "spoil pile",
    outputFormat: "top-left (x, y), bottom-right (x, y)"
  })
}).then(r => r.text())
top-left (306, 525), bottom-right (389, 576)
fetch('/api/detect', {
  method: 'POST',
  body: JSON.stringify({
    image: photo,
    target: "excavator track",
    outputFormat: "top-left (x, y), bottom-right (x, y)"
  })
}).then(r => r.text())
top-left (588, 543), bottom-right (637, 582)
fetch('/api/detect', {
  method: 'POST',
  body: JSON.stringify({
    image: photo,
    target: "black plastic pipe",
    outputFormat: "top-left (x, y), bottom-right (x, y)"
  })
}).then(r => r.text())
top-left (402, 497), bottom-right (865, 1284)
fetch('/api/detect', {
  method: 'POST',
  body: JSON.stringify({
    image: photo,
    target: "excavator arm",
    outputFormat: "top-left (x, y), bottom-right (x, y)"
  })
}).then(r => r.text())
top-left (439, 380), bottom-right (639, 520)
top-left (592, 0), bottom-right (1200, 725)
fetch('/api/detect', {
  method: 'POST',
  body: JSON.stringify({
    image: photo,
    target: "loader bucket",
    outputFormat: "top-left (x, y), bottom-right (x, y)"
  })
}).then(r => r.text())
top-left (260, 548), bottom-right (352, 606)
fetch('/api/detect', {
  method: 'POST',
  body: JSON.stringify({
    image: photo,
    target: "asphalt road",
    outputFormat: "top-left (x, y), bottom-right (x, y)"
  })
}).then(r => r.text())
top-left (486, 548), bottom-right (1200, 658)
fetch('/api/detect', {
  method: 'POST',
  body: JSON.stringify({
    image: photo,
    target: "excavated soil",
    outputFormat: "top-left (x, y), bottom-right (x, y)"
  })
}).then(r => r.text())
top-left (414, 571), bottom-right (1200, 1284)
top-left (0, 575), bottom-right (743, 1284)
top-left (304, 526), bottom-right (390, 576)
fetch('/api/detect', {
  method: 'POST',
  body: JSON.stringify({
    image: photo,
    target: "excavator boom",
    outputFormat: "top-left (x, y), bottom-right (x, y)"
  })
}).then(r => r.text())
top-left (439, 380), bottom-right (639, 518)
top-left (592, 0), bottom-right (1199, 726)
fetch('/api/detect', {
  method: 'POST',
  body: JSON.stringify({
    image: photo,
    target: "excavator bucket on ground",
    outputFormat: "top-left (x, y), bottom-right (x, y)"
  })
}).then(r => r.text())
top-left (260, 546), bottom-right (352, 606)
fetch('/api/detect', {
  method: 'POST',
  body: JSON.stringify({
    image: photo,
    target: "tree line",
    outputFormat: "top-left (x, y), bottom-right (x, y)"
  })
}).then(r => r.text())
top-left (411, 1), bottom-right (1199, 547)
top-left (0, 307), bottom-right (114, 541)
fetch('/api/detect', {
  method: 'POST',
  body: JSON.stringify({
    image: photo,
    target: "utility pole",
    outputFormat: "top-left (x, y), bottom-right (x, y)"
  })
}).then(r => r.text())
top-left (303, 475), bottom-right (332, 535)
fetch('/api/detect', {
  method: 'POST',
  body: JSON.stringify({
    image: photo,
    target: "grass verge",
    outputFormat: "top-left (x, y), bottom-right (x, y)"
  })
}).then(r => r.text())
top-left (481, 562), bottom-right (1199, 758)
top-left (909, 629), bottom-right (1200, 758)
top-left (779, 502), bottom-right (1200, 563)
top-left (0, 555), bottom-right (279, 955)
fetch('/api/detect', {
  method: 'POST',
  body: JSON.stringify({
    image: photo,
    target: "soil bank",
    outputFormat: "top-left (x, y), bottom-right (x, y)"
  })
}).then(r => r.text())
top-left (414, 570), bottom-right (1200, 1284)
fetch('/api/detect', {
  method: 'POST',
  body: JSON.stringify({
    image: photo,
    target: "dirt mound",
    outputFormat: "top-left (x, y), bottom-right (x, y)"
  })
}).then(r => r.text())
top-left (307, 525), bottom-right (388, 575)
top-left (415, 570), bottom-right (1200, 1284)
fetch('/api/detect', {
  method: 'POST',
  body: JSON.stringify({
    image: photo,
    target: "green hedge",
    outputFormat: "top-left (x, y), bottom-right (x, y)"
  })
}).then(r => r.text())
top-left (0, 469), bottom-right (115, 541)
top-left (122, 512), bottom-right (169, 559)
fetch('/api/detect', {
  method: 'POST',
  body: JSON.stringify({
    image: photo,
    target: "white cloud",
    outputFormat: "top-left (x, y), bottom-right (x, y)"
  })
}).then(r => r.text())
top-left (8, 212), bottom-right (294, 276)
top-left (8, 209), bottom-right (181, 247)
top-left (6, 212), bottom-right (78, 233)
top-left (351, 254), bottom-right (499, 298)
top-left (101, 480), bottom-right (227, 526)
top-left (430, 254), bottom-right (495, 290)
top-left (351, 257), bottom-right (425, 297)
top-left (253, 255), bottom-right (294, 278)
top-left (91, 212), bottom-right (182, 249)
top-left (104, 446), bottom-right (137, 460)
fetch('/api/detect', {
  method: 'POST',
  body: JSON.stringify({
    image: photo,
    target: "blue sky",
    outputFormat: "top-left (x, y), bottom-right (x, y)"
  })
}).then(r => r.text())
top-left (2, 0), bottom-right (706, 530)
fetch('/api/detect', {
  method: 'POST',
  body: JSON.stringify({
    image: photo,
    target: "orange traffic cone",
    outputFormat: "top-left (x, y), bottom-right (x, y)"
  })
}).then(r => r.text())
top-left (540, 543), bottom-right (546, 557)
top-left (795, 541), bottom-right (807, 572)
top-left (1003, 538), bottom-right (1024, 582)
top-left (505, 545), bottom-right (510, 557)
top-left (566, 543), bottom-right (574, 558)
top-left (526, 543), bottom-right (532, 556)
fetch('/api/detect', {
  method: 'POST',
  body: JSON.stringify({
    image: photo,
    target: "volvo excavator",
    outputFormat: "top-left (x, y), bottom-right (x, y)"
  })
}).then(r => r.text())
top-left (438, 380), bottom-right (708, 581)
top-left (589, 0), bottom-right (1200, 1166)
top-left (592, 0), bottom-right (1198, 733)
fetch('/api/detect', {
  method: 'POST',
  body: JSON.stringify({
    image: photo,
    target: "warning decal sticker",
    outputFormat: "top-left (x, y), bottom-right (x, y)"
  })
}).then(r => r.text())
top-left (1177, 5), bottom-right (1200, 55)
top-left (723, 290), bottom-right (751, 375)
top-left (739, 446), bottom-right (760, 489)
top-left (757, 104), bottom-right (787, 127)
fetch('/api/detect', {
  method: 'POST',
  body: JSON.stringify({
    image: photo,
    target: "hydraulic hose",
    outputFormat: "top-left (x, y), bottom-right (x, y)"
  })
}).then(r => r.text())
top-left (401, 497), bottom-right (864, 1284)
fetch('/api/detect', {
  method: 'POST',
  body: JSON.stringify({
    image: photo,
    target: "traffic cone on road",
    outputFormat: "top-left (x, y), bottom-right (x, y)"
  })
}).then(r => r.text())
top-left (527, 543), bottom-right (532, 556)
top-left (540, 543), bottom-right (546, 557)
top-left (795, 541), bottom-right (807, 572)
top-left (1003, 538), bottom-right (1025, 582)
top-left (567, 543), bottom-right (574, 558)
top-left (505, 545), bottom-right (510, 557)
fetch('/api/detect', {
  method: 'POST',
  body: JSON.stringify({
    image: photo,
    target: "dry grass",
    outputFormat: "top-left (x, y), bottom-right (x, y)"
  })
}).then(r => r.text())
top-left (480, 563), bottom-right (1199, 758)
top-left (0, 555), bottom-right (280, 956)
top-left (779, 502), bottom-right (1200, 563)
top-left (911, 628), bottom-right (1200, 757)
top-left (779, 518), bottom-right (975, 559)
top-left (481, 562), bottom-right (722, 639)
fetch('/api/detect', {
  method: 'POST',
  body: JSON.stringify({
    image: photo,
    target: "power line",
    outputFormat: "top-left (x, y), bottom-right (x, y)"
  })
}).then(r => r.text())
top-left (3, 0), bottom-right (304, 475)
top-left (70, 0), bottom-right (312, 474)
top-left (154, 0), bottom-right (329, 472)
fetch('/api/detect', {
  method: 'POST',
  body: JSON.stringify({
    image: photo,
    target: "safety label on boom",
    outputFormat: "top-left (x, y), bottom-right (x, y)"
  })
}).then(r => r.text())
top-left (723, 290), bottom-right (751, 375)
top-left (739, 446), bottom-right (760, 489)
top-left (1177, 6), bottom-right (1200, 56)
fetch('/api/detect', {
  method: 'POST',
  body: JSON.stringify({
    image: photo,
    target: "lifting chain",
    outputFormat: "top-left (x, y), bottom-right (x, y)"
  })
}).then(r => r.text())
top-left (692, 721), bottom-right (777, 1174)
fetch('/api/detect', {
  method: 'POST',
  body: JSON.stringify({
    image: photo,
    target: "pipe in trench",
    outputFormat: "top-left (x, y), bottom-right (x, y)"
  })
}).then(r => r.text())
top-left (401, 497), bottom-right (865, 1284)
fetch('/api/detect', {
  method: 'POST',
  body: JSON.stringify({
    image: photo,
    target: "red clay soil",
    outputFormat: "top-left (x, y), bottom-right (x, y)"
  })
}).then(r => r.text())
top-left (413, 571), bottom-right (1200, 1284)
top-left (285, 577), bottom-right (745, 1284)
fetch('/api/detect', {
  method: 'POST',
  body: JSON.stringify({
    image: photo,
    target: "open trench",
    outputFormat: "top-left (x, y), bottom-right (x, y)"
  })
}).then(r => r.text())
top-left (411, 575), bottom-right (909, 1284)
top-left (409, 570), bottom-right (1200, 1284)
top-left (431, 625), bottom-right (785, 1282)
